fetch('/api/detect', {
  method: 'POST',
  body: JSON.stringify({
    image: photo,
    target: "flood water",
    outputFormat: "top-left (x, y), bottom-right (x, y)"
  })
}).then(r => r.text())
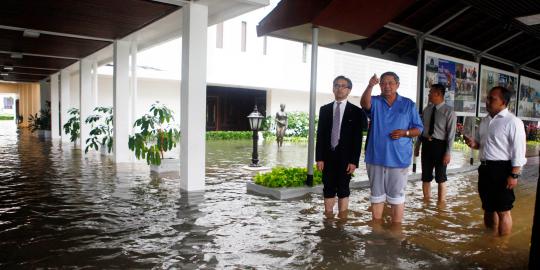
top-left (0, 120), bottom-right (536, 269)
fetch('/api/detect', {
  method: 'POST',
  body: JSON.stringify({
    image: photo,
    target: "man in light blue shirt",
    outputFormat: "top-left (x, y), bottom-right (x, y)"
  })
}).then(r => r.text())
top-left (360, 72), bottom-right (423, 226)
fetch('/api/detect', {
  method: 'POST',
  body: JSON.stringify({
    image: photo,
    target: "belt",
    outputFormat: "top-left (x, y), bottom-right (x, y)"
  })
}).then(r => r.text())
top-left (422, 136), bottom-right (445, 142)
top-left (480, 160), bottom-right (511, 166)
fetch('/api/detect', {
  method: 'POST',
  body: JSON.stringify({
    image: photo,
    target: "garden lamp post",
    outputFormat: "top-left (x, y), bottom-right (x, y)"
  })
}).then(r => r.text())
top-left (247, 105), bottom-right (264, 167)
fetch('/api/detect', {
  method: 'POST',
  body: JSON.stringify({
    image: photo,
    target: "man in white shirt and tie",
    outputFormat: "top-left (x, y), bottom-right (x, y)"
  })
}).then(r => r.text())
top-left (464, 86), bottom-right (526, 236)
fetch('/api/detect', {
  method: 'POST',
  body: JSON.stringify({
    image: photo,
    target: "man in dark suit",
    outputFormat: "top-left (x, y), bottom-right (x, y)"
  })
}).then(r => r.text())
top-left (316, 75), bottom-right (367, 219)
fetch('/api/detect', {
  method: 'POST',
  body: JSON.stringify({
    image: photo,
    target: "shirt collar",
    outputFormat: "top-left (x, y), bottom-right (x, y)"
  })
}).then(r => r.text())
top-left (491, 108), bottom-right (509, 119)
top-left (435, 102), bottom-right (445, 109)
top-left (334, 99), bottom-right (348, 105)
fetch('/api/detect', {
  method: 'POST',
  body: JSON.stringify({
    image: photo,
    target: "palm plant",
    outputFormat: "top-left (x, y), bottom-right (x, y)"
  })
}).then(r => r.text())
top-left (85, 106), bottom-right (114, 153)
top-left (128, 102), bottom-right (180, 165)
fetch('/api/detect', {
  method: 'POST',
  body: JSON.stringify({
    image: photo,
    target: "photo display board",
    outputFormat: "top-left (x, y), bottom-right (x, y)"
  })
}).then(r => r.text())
top-left (478, 66), bottom-right (518, 116)
top-left (518, 76), bottom-right (540, 121)
top-left (424, 51), bottom-right (479, 116)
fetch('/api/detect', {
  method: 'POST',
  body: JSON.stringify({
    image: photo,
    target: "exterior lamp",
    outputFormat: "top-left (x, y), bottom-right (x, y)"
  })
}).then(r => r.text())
top-left (247, 105), bottom-right (264, 167)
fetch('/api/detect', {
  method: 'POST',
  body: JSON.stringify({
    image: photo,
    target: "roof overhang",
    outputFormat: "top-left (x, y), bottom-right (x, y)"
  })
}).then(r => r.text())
top-left (257, 0), bottom-right (416, 45)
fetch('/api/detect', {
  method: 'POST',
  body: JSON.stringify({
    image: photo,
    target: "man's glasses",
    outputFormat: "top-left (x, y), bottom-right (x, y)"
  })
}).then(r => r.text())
top-left (333, 84), bottom-right (349, 89)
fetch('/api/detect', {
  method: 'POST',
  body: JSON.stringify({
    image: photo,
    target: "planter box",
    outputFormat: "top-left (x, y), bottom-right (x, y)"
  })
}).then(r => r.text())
top-left (246, 165), bottom-right (479, 200)
top-left (246, 182), bottom-right (323, 200)
top-left (150, 158), bottom-right (180, 173)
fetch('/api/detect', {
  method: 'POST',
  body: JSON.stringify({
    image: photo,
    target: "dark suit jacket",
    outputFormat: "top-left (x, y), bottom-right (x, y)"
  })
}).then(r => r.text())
top-left (316, 101), bottom-right (366, 167)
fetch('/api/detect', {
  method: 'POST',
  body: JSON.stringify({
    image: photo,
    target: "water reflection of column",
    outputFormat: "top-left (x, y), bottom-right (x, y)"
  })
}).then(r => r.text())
top-left (174, 192), bottom-right (217, 268)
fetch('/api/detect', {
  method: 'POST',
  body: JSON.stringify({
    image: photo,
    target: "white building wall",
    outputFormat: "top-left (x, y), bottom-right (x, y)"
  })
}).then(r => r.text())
top-left (96, 0), bottom-right (418, 123)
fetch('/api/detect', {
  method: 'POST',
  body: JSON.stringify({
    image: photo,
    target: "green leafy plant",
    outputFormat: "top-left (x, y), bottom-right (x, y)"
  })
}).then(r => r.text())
top-left (63, 108), bottom-right (80, 143)
top-left (254, 166), bottom-right (322, 188)
top-left (128, 102), bottom-right (180, 166)
top-left (206, 131), bottom-right (252, 140)
top-left (28, 101), bottom-right (51, 132)
top-left (85, 106), bottom-right (114, 153)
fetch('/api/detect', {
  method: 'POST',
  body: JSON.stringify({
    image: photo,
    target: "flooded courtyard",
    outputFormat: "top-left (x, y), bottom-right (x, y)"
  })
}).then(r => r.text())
top-left (0, 121), bottom-right (536, 269)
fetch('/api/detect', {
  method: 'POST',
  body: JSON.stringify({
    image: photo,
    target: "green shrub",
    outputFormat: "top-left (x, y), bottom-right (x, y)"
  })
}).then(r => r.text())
top-left (254, 166), bottom-right (322, 188)
top-left (206, 131), bottom-right (253, 140)
top-left (0, 115), bottom-right (14, 120)
top-left (286, 111), bottom-right (313, 137)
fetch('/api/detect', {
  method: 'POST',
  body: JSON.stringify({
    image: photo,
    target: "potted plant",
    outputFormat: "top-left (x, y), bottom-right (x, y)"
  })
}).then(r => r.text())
top-left (84, 106), bottom-right (114, 155)
top-left (128, 102), bottom-right (180, 173)
top-left (27, 101), bottom-right (51, 138)
top-left (63, 108), bottom-right (80, 147)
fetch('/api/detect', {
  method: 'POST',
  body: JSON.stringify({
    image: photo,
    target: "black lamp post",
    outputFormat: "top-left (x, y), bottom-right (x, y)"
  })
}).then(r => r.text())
top-left (247, 105), bottom-right (264, 167)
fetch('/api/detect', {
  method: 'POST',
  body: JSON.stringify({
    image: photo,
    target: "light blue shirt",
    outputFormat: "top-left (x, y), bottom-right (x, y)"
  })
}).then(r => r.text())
top-left (365, 95), bottom-right (423, 168)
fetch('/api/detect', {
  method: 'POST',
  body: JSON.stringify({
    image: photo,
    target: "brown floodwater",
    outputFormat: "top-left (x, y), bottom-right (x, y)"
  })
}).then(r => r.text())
top-left (0, 121), bottom-right (536, 269)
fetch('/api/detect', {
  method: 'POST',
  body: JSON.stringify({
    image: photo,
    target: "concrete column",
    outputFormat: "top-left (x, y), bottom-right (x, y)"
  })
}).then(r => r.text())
top-left (60, 69), bottom-right (71, 142)
top-left (180, 2), bottom-right (208, 192)
top-left (39, 81), bottom-right (50, 111)
top-left (92, 61), bottom-right (99, 106)
top-left (80, 58), bottom-right (94, 151)
top-left (19, 85), bottom-right (27, 127)
top-left (113, 40), bottom-right (132, 163)
top-left (130, 41), bottom-right (138, 133)
top-left (50, 74), bottom-right (61, 139)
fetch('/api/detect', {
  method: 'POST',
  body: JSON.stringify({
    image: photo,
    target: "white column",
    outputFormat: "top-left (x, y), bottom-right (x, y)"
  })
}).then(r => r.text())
top-left (80, 58), bottom-right (94, 151)
top-left (92, 60), bottom-right (99, 106)
top-left (19, 86), bottom-right (27, 127)
top-left (60, 69), bottom-right (71, 142)
top-left (113, 40), bottom-right (132, 163)
top-left (130, 40), bottom-right (138, 133)
top-left (180, 2), bottom-right (208, 192)
top-left (50, 74), bottom-right (61, 139)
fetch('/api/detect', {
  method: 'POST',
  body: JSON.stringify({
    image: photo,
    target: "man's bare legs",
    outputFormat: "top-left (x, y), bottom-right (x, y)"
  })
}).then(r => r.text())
top-left (437, 182), bottom-right (446, 203)
top-left (337, 197), bottom-right (349, 219)
top-left (423, 181), bottom-right (446, 203)
top-left (422, 182), bottom-right (431, 201)
top-left (484, 210), bottom-right (513, 236)
top-left (391, 203), bottom-right (404, 223)
top-left (324, 197), bottom-right (335, 218)
top-left (497, 211), bottom-right (512, 236)
top-left (371, 202), bottom-right (403, 223)
top-left (371, 202), bottom-right (384, 220)
top-left (324, 197), bottom-right (349, 219)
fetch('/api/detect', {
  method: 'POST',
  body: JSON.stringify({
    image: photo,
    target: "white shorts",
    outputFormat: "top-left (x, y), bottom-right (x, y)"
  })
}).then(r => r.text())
top-left (366, 164), bottom-right (408, 204)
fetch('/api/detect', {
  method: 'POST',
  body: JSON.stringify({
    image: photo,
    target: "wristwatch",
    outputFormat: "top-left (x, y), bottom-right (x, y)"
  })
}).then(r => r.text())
top-left (510, 173), bottom-right (520, 179)
top-left (405, 130), bottom-right (410, 137)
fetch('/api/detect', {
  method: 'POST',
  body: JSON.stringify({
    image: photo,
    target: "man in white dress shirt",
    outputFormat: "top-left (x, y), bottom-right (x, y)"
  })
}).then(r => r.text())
top-left (464, 86), bottom-right (526, 236)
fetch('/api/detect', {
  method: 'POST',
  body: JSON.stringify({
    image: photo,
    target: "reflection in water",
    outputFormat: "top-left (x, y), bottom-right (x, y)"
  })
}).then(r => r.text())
top-left (0, 121), bottom-right (536, 269)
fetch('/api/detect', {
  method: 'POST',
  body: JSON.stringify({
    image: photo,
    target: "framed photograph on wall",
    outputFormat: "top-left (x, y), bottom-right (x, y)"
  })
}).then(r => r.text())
top-left (424, 51), bottom-right (479, 116)
top-left (478, 66), bottom-right (518, 116)
top-left (518, 76), bottom-right (540, 121)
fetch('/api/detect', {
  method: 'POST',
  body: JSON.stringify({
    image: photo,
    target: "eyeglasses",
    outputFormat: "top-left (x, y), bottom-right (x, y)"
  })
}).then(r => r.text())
top-left (333, 83), bottom-right (349, 89)
top-left (379, 81), bottom-right (397, 86)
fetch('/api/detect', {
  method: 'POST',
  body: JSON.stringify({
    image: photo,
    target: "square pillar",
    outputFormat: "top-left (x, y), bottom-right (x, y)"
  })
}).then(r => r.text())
top-left (113, 40), bottom-right (132, 163)
top-left (50, 73), bottom-right (61, 139)
top-left (180, 2), bottom-right (208, 192)
top-left (80, 58), bottom-right (94, 151)
top-left (60, 70), bottom-right (71, 142)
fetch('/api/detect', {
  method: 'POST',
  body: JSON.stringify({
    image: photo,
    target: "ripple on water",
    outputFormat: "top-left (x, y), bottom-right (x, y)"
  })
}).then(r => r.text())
top-left (0, 122), bottom-right (535, 269)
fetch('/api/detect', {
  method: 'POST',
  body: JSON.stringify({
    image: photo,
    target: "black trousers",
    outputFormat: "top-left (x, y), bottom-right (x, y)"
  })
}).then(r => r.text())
top-left (478, 160), bottom-right (515, 212)
top-left (421, 137), bottom-right (448, 183)
top-left (322, 147), bottom-right (351, 199)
